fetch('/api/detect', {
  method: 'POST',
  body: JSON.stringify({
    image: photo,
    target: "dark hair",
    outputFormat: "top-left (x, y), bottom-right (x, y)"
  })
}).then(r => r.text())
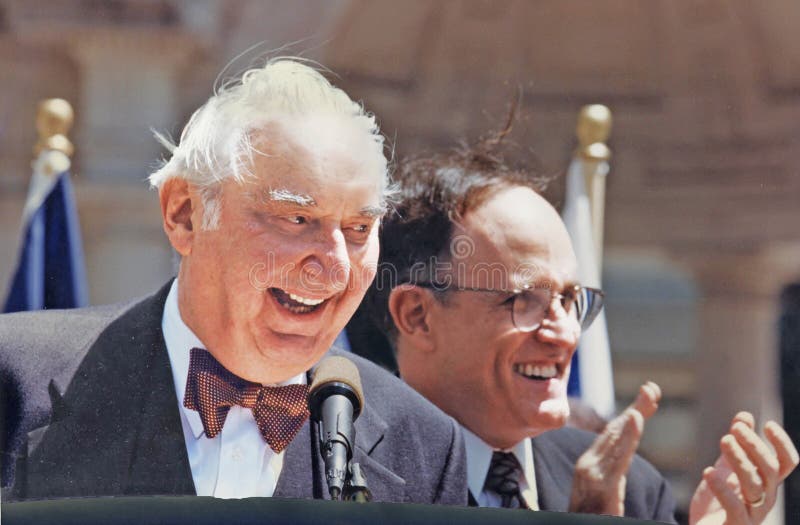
top-left (364, 131), bottom-right (550, 345)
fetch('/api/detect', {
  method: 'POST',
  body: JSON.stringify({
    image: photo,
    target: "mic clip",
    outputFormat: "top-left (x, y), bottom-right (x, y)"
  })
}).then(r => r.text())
top-left (344, 462), bottom-right (371, 503)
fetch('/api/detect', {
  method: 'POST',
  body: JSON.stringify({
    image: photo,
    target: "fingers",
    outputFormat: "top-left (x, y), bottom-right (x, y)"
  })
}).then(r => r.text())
top-left (720, 432), bottom-right (765, 507)
top-left (703, 467), bottom-right (750, 524)
top-left (732, 411), bottom-right (756, 430)
top-left (594, 406), bottom-right (645, 476)
top-left (569, 381), bottom-right (663, 517)
top-left (588, 381), bottom-right (660, 475)
top-left (692, 414), bottom-right (798, 525)
top-left (764, 420), bottom-right (800, 481)
top-left (631, 381), bottom-right (661, 420)
top-left (720, 416), bottom-right (799, 520)
top-left (570, 411), bottom-right (643, 516)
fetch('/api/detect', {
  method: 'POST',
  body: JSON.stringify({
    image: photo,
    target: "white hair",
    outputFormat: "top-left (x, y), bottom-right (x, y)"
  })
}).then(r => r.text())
top-left (149, 57), bottom-right (389, 230)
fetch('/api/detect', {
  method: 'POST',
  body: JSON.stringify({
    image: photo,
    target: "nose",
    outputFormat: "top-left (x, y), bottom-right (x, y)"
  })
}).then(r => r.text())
top-left (299, 227), bottom-right (351, 294)
top-left (536, 300), bottom-right (580, 350)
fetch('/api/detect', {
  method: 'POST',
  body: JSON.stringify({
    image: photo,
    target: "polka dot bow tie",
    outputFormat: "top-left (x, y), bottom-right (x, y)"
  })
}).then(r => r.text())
top-left (183, 348), bottom-right (310, 453)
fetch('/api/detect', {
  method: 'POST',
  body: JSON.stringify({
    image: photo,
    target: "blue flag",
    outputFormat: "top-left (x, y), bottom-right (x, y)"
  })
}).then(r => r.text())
top-left (4, 158), bottom-right (88, 312)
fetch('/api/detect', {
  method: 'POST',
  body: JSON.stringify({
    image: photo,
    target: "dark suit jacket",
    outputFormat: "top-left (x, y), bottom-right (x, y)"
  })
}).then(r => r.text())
top-left (0, 282), bottom-right (467, 505)
top-left (467, 427), bottom-right (676, 522)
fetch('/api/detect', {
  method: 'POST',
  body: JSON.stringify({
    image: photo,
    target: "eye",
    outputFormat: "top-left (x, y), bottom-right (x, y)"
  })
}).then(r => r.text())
top-left (559, 288), bottom-right (580, 315)
top-left (500, 293), bottom-right (517, 308)
top-left (287, 215), bottom-right (307, 225)
top-left (344, 220), bottom-right (376, 242)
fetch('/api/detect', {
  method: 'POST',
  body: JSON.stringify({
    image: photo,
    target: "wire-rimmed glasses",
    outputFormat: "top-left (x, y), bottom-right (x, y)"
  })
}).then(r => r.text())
top-left (414, 282), bottom-right (605, 332)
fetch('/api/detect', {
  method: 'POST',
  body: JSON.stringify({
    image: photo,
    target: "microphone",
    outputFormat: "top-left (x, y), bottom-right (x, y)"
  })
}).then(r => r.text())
top-left (308, 356), bottom-right (364, 500)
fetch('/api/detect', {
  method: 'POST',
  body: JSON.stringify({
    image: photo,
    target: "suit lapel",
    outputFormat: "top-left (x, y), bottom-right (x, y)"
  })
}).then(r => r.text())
top-left (273, 419), bottom-right (323, 499)
top-left (531, 435), bottom-right (572, 511)
top-left (125, 303), bottom-right (195, 495)
top-left (350, 399), bottom-right (405, 502)
top-left (274, 351), bottom-right (405, 502)
top-left (25, 282), bottom-right (194, 498)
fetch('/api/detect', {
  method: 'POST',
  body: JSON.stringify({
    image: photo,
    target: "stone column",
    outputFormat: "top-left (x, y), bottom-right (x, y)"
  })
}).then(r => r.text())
top-left (63, 29), bottom-right (201, 303)
top-left (67, 28), bottom-right (198, 182)
top-left (686, 246), bottom-right (800, 524)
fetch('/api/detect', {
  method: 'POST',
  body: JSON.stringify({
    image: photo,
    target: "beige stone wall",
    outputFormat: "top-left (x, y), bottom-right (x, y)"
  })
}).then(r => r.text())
top-left (2, 0), bottom-right (799, 516)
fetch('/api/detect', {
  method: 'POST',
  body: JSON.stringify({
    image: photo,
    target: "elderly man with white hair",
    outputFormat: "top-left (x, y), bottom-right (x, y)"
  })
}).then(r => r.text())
top-left (0, 58), bottom-right (467, 504)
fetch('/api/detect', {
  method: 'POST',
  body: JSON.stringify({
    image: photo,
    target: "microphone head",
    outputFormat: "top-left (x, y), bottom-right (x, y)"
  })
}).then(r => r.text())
top-left (308, 356), bottom-right (365, 419)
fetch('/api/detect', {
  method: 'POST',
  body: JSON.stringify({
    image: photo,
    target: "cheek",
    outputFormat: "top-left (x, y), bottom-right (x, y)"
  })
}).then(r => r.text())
top-left (439, 326), bottom-right (494, 378)
top-left (566, 317), bottom-right (581, 344)
top-left (243, 234), bottom-right (311, 290)
top-left (362, 232), bottom-right (381, 265)
top-left (349, 240), bottom-right (380, 288)
top-left (355, 260), bottom-right (378, 291)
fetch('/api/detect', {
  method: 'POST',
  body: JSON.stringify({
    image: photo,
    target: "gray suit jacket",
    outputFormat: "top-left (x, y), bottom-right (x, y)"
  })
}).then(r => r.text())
top-left (464, 429), bottom-right (676, 521)
top-left (530, 427), bottom-right (676, 522)
top-left (0, 282), bottom-right (467, 505)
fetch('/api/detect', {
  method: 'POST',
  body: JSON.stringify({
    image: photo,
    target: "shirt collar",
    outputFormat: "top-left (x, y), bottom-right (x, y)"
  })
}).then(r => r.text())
top-left (161, 279), bottom-right (306, 439)
top-left (460, 425), bottom-right (537, 500)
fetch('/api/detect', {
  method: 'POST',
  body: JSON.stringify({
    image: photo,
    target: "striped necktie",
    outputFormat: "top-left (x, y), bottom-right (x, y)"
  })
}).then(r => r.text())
top-left (485, 451), bottom-right (529, 509)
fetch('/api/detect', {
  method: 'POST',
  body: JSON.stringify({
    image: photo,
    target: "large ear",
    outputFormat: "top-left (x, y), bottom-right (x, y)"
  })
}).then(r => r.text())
top-left (159, 178), bottom-right (195, 256)
top-left (387, 285), bottom-right (436, 352)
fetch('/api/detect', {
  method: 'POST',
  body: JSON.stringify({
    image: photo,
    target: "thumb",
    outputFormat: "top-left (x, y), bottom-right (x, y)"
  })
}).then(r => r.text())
top-left (629, 381), bottom-right (661, 420)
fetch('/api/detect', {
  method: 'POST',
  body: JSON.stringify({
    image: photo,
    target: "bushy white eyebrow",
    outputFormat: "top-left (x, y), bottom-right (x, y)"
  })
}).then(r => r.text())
top-left (246, 188), bottom-right (386, 218)
top-left (359, 205), bottom-right (386, 218)
top-left (268, 188), bottom-right (316, 206)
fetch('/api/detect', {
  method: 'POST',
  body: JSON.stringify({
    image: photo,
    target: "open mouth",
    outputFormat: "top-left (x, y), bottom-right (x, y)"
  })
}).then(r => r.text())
top-left (270, 288), bottom-right (327, 314)
top-left (513, 363), bottom-right (559, 381)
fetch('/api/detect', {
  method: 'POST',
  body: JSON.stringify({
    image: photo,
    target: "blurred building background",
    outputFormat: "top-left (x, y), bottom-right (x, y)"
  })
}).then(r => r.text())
top-left (1, 0), bottom-right (799, 519)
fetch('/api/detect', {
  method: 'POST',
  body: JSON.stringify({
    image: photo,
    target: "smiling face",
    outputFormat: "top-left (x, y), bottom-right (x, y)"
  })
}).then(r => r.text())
top-left (418, 186), bottom-right (580, 448)
top-left (172, 115), bottom-right (384, 384)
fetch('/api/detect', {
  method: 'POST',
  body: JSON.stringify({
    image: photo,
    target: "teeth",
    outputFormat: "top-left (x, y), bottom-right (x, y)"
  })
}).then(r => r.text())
top-left (288, 292), bottom-right (325, 306)
top-left (514, 363), bottom-right (558, 379)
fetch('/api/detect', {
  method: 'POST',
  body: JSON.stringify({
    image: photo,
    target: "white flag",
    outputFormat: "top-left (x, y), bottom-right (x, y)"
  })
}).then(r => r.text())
top-left (561, 157), bottom-right (615, 417)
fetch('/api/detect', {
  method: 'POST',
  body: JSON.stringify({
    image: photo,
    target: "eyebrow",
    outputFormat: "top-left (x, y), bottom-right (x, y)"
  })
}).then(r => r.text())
top-left (267, 188), bottom-right (316, 207)
top-left (251, 188), bottom-right (386, 218)
top-left (358, 204), bottom-right (387, 218)
top-left (515, 277), bottom-right (581, 291)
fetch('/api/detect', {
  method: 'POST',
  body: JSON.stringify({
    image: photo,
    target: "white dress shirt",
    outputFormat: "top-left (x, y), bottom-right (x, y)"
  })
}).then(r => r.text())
top-left (461, 426), bottom-right (540, 510)
top-left (161, 280), bottom-right (306, 498)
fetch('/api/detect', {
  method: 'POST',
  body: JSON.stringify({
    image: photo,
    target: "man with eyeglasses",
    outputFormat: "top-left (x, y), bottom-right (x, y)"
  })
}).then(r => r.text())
top-left (362, 136), bottom-right (798, 522)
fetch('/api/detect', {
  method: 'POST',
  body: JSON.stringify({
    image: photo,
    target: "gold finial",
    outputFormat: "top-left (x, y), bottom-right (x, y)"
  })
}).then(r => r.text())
top-left (576, 104), bottom-right (612, 161)
top-left (34, 98), bottom-right (75, 157)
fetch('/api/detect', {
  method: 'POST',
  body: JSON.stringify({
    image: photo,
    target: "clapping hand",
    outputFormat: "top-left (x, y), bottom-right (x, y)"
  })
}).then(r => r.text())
top-left (569, 381), bottom-right (661, 515)
top-left (690, 412), bottom-right (799, 525)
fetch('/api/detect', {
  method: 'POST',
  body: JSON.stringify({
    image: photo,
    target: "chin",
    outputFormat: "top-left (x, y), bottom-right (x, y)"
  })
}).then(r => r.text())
top-left (532, 398), bottom-right (570, 431)
top-left (255, 331), bottom-right (324, 371)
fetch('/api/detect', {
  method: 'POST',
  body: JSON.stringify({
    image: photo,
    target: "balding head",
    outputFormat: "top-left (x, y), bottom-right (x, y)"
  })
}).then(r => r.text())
top-left (390, 184), bottom-right (580, 447)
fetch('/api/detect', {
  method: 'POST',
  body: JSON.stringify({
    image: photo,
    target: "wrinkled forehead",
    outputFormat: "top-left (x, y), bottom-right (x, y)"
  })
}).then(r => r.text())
top-left (237, 117), bottom-right (384, 196)
top-left (254, 115), bottom-right (386, 185)
top-left (455, 186), bottom-right (578, 289)
top-left (221, 118), bottom-right (386, 214)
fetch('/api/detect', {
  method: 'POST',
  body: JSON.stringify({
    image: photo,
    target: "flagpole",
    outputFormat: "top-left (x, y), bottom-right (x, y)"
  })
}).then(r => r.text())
top-left (562, 105), bottom-right (616, 417)
top-left (575, 104), bottom-right (612, 276)
top-left (22, 100), bottom-right (75, 224)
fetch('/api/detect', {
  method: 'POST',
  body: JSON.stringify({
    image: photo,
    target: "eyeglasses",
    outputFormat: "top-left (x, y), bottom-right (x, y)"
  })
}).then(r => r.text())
top-left (414, 282), bottom-right (605, 332)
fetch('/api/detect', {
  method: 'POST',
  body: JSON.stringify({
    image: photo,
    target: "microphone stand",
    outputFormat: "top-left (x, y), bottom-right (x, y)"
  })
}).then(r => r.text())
top-left (308, 357), bottom-right (371, 503)
top-left (344, 462), bottom-right (371, 502)
top-left (315, 415), bottom-right (371, 502)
